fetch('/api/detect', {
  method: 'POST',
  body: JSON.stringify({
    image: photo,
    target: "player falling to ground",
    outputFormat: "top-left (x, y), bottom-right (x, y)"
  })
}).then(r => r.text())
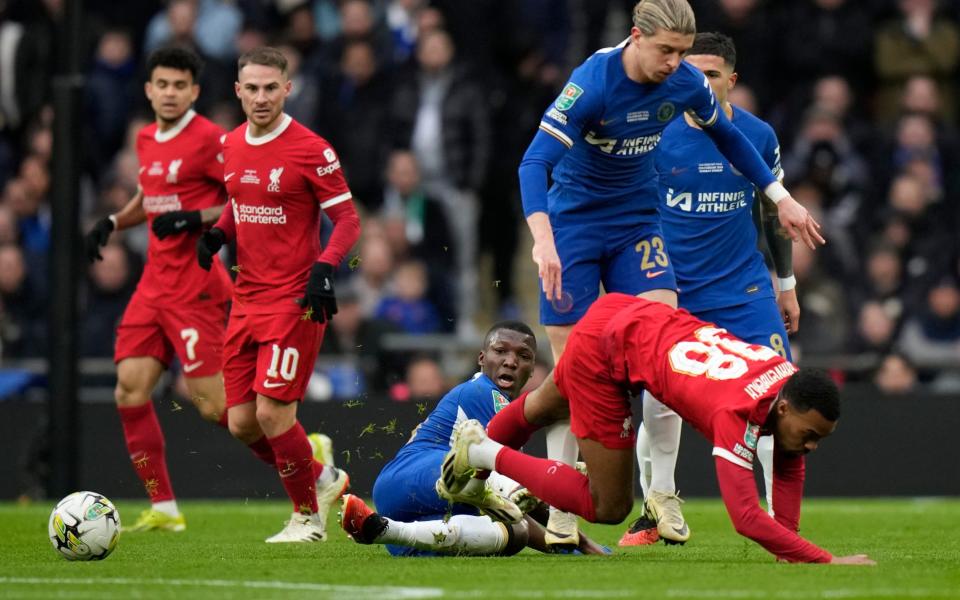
top-left (443, 294), bottom-right (876, 564)
top-left (196, 46), bottom-right (361, 542)
top-left (84, 47), bottom-right (233, 533)
top-left (341, 321), bottom-right (608, 556)
top-left (623, 32), bottom-right (799, 546)
top-left (516, 0), bottom-right (824, 548)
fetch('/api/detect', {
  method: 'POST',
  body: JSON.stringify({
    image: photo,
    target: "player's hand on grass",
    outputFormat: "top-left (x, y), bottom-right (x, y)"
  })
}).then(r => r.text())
top-left (300, 261), bottom-right (337, 323)
top-left (532, 238), bottom-right (562, 301)
top-left (830, 554), bottom-right (876, 565)
top-left (777, 196), bottom-right (825, 250)
top-left (152, 210), bottom-right (202, 239)
top-left (777, 288), bottom-right (800, 334)
top-left (84, 217), bottom-right (114, 263)
top-left (196, 227), bottom-right (226, 271)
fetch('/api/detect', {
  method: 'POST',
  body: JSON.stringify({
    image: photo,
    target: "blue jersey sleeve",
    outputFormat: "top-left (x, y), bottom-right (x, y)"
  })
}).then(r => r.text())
top-left (519, 60), bottom-right (605, 217)
top-left (700, 109), bottom-right (777, 190)
top-left (761, 124), bottom-right (784, 182)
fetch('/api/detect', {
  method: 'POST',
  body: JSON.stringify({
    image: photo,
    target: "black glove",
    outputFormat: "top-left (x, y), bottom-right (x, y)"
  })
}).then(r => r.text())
top-left (300, 262), bottom-right (338, 323)
top-left (196, 227), bottom-right (226, 271)
top-left (84, 217), bottom-right (114, 263)
top-left (152, 210), bottom-right (202, 239)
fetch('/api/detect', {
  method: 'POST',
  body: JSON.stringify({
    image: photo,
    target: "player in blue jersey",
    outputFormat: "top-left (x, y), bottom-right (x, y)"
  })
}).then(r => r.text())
top-left (517, 0), bottom-right (824, 547)
top-left (339, 321), bottom-right (608, 556)
top-left (620, 32), bottom-right (800, 547)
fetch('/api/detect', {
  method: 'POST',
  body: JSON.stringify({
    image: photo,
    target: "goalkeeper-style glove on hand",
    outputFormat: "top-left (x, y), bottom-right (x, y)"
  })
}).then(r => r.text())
top-left (84, 217), bottom-right (114, 263)
top-left (300, 262), bottom-right (338, 323)
top-left (152, 210), bottom-right (202, 239)
top-left (196, 227), bottom-right (226, 271)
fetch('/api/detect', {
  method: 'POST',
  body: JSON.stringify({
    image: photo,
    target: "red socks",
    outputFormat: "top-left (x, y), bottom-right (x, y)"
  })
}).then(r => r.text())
top-left (487, 391), bottom-right (541, 449)
top-left (247, 436), bottom-right (277, 466)
top-left (495, 446), bottom-right (597, 522)
top-left (117, 403), bottom-right (175, 503)
top-left (268, 422), bottom-right (319, 514)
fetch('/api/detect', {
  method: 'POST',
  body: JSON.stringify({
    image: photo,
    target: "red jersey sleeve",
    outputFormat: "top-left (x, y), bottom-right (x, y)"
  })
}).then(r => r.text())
top-left (771, 450), bottom-right (805, 534)
top-left (204, 131), bottom-right (227, 185)
top-left (214, 199), bottom-right (236, 240)
top-left (712, 411), bottom-right (831, 563)
top-left (299, 139), bottom-right (359, 267)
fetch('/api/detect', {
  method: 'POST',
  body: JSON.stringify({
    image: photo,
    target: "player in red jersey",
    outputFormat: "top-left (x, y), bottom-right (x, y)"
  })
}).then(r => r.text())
top-left (440, 294), bottom-right (876, 564)
top-left (195, 46), bottom-right (361, 542)
top-left (84, 47), bottom-right (232, 533)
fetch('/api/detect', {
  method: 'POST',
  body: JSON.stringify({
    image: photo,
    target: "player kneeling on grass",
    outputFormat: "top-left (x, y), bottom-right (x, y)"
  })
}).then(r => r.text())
top-left (340, 321), bottom-right (608, 556)
top-left (441, 294), bottom-right (876, 564)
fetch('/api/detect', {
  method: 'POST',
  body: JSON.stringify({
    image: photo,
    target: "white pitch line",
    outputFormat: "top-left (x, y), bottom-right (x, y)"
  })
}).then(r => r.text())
top-left (0, 577), bottom-right (443, 599)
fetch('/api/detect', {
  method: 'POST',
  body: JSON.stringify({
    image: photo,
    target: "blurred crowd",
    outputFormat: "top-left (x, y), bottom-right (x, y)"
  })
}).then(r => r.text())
top-left (0, 0), bottom-right (959, 399)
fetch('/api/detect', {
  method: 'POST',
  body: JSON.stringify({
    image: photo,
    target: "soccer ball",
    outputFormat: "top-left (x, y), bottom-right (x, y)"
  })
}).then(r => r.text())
top-left (48, 491), bottom-right (121, 561)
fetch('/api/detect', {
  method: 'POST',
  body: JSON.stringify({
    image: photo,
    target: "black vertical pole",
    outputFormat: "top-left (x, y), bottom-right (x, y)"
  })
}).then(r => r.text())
top-left (47, 0), bottom-right (84, 498)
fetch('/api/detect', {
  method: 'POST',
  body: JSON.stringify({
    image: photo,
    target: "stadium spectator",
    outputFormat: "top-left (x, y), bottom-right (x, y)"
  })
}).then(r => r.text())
top-left (774, 0), bottom-right (874, 103)
top-left (86, 29), bottom-right (138, 173)
top-left (282, 3), bottom-right (326, 77)
top-left (851, 300), bottom-right (900, 357)
top-left (390, 27), bottom-right (490, 336)
top-left (403, 354), bottom-right (447, 402)
top-left (348, 232), bottom-right (395, 318)
top-left (318, 287), bottom-right (402, 394)
top-left (144, 0), bottom-right (242, 62)
top-left (375, 259), bottom-right (441, 334)
top-left (790, 242), bottom-right (850, 356)
top-left (0, 243), bottom-right (44, 358)
top-left (385, 0), bottom-right (424, 66)
top-left (81, 243), bottom-right (137, 357)
top-left (873, 352), bottom-right (919, 394)
top-left (380, 150), bottom-right (455, 327)
top-left (318, 39), bottom-right (392, 210)
top-left (276, 44), bottom-right (321, 134)
top-left (322, 0), bottom-right (392, 69)
top-left (897, 277), bottom-right (960, 369)
top-left (874, 0), bottom-right (960, 124)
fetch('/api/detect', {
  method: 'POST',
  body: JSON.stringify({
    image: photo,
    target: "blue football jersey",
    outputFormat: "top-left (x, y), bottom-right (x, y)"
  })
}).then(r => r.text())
top-left (537, 41), bottom-right (719, 223)
top-left (399, 373), bottom-right (511, 454)
top-left (656, 105), bottom-right (783, 313)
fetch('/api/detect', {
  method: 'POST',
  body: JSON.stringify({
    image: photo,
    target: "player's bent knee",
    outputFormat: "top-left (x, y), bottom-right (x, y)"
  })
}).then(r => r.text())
top-left (593, 498), bottom-right (633, 524)
top-left (496, 521), bottom-right (529, 556)
top-left (113, 380), bottom-right (150, 407)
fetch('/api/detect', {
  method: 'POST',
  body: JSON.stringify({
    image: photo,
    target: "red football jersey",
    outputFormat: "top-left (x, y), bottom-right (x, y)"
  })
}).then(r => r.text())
top-left (220, 115), bottom-right (354, 314)
top-left (136, 110), bottom-right (231, 306)
top-left (598, 294), bottom-right (831, 562)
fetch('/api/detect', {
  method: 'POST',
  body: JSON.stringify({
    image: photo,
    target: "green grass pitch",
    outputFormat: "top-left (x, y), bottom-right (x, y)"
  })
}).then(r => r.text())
top-left (1, 498), bottom-right (959, 599)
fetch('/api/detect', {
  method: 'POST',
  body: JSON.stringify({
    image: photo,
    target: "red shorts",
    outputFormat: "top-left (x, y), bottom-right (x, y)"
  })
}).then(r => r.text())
top-left (114, 292), bottom-right (227, 378)
top-left (554, 297), bottom-right (636, 450)
top-left (222, 311), bottom-right (325, 407)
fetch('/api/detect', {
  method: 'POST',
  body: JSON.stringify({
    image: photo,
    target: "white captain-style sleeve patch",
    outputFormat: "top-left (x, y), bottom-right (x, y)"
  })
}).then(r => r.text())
top-left (713, 446), bottom-right (754, 470)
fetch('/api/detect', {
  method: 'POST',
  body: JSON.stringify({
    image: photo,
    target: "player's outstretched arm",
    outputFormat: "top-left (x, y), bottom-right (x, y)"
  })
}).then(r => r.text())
top-left (526, 212), bottom-right (562, 302)
top-left (84, 187), bottom-right (146, 262)
top-left (759, 194), bottom-right (800, 333)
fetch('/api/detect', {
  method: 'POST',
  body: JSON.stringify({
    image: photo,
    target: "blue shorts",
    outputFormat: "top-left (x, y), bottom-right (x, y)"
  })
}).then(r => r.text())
top-left (540, 218), bottom-right (677, 325)
top-left (372, 447), bottom-right (479, 557)
top-left (691, 298), bottom-right (793, 361)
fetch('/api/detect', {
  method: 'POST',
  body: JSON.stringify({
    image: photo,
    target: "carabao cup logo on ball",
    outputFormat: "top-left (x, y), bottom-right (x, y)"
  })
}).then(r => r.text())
top-left (555, 83), bottom-right (584, 112)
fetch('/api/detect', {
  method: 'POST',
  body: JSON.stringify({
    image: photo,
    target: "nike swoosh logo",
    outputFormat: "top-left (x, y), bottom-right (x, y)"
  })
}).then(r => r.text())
top-left (182, 361), bottom-right (204, 373)
top-left (263, 380), bottom-right (287, 389)
top-left (670, 167), bottom-right (687, 176)
top-left (545, 529), bottom-right (576, 539)
top-left (174, 220), bottom-right (187, 229)
top-left (599, 118), bottom-right (617, 126)
top-left (673, 525), bottom-right (689, 536)
top-left (224, 172), bottom-right (235, 181)
top-left (646, 270), bottom-right (667, 279)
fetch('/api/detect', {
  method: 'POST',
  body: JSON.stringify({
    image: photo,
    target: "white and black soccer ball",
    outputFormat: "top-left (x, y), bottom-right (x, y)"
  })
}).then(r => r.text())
top-left (48, 491), bottom-right (121, 561)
